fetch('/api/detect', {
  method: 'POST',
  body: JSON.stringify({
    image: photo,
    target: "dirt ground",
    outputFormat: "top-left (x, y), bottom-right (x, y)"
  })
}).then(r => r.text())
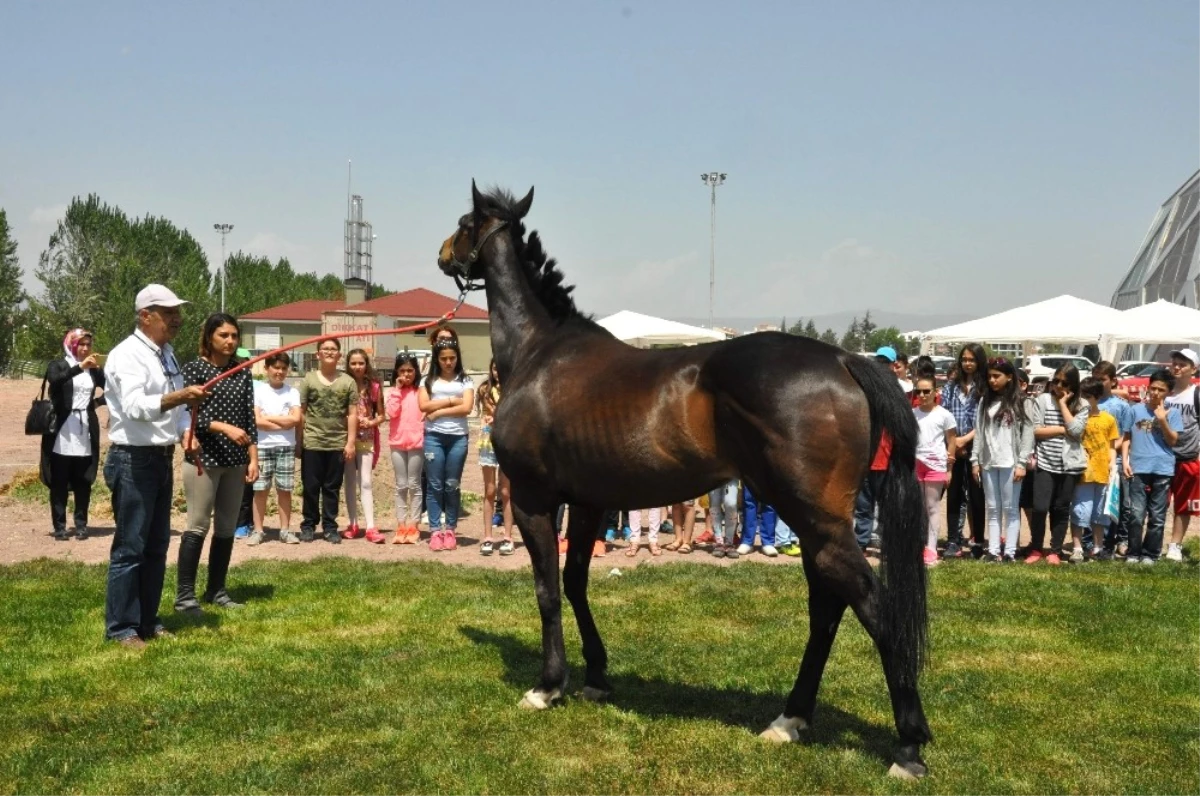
top-left (7, 375), bottom-right (1182, 572)
top-left (0, 377), bottom-right (803, 571)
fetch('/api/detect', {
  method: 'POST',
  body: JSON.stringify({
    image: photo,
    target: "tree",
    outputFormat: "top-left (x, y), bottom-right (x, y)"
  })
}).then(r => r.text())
top-left (859, 310), bottom-right (877, 343)
top-left (840, 316), bottom-right (863, 353)
top-left (803, 320), bottom-right (819, 339)
top-left (864, 325), bottom-right (907, 354)
top-left (819, 328), bottom-right (839, 346)
top-left (29, 195), bottom-right (214, 361)
top-left (786, 317), bottom-right (808, 336)
top-left (0, 209), bottom-right (25, 366)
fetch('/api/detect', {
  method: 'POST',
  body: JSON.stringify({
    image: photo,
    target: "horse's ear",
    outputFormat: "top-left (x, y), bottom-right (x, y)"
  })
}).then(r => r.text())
top-left (513, 186), bottom-right (534, 219)
top-left (471, 179), bottom-right (484, 212)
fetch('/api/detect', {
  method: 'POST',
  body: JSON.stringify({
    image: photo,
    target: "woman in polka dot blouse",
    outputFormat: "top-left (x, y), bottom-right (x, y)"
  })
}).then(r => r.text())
top-left (175, 313), bottom-right (259, 616)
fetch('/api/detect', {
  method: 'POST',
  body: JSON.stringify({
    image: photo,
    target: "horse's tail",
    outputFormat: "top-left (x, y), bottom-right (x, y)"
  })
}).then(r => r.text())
top-left (842, 355), bottom-right (929, 687)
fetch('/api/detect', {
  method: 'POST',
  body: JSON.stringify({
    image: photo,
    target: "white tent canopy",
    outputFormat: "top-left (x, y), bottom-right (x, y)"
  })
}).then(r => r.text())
top-left (596, 310), bottom-right (726, 347)
top-left (1099, 300), bottom-right (1200, 361)
top-left (920, 295), bottom-right (1126, 347)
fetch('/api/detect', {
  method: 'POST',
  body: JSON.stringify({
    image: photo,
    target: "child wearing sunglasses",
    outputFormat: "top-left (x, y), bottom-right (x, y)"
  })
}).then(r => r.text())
top-left (912, 377), bottom-right (957, 566)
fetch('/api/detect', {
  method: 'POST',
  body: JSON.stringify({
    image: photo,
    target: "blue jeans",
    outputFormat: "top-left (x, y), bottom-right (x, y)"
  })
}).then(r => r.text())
top-left (854, 471), bottom-right (886, 549)
top-left (424, 431), bottom-right (468, 531)
top-left (982, 467), bottom-right (1021, 556)
top-left (103, 446), bottom-right (174, 641)
top-left (1126, 473), bottom-right (1171, 561)
top-left (743, 484), bottom-right (776, 548)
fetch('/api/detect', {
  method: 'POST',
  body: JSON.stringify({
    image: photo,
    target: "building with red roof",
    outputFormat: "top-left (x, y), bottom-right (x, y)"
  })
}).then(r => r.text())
top-left (239, 287), bottom-right (491, 372)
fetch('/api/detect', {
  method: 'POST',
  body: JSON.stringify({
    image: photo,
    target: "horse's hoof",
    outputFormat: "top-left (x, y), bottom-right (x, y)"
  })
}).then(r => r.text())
top-left (518, 688), bottom-right (563, 710)
top-left (580, 686), bottom-right (610, 703)
top-left (758, 713), bottom-right (808, 743)
top-left (887, 761), bottom-right (927, 780)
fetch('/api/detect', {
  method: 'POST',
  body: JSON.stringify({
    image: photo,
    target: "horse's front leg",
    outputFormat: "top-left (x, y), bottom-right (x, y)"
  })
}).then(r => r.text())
top-left (509, 485), bottom-right (568, 710)
top-left (562, 504), bottom-right (611, 701)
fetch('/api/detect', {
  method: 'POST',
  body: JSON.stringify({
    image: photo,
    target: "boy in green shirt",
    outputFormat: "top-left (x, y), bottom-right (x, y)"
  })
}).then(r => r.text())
top-left (298, 338), bottom-right (358, 543)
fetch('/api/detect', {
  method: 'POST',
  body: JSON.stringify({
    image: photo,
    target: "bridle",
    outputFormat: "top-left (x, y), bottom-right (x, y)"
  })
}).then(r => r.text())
top-left (446, 218), bottom-right (509, 294)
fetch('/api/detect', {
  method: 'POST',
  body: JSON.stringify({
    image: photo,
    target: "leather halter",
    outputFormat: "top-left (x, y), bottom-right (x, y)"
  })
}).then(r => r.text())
top-left (447, 219), bottom-right (508, 293)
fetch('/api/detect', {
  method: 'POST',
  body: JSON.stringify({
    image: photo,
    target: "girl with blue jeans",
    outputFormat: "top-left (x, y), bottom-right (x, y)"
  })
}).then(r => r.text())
top-left (970, 358), bottom-right (1034, 562)
top-left (738, 484), bottom-right (778, 557)
top-left (418, 340), bottom-right (475, 552)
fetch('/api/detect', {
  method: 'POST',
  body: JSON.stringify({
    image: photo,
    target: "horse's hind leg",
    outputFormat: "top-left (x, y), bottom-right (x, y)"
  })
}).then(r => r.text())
top-left (804, 529), bottom-right (932, 779)
top-left (761, 555), bottom-right (848, 743)
top-left (562, 504), bottom-right (612, 701)
top-left (509, 487), bottom-right (568, 710)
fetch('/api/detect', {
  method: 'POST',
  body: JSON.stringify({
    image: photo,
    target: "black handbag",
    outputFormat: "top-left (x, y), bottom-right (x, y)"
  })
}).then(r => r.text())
top-left (24, 374), bottom-right (56, 436)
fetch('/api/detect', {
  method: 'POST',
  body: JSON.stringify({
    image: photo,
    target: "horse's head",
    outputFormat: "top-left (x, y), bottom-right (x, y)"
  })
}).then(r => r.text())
top-left (438, 181), bottom-right (534, 288)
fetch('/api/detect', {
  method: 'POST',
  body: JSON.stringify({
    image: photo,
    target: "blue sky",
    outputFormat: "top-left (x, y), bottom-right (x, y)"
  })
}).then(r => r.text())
top-left (2, 0), bottom-right (1196, 323)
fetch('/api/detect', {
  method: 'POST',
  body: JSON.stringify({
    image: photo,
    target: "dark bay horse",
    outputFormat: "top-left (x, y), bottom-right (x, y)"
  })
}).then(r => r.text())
top-left (437, 183), bottom-right (932, 779)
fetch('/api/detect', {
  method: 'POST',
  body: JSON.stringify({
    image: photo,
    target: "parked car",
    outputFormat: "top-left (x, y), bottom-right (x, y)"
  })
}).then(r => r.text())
top-left (1115, 361), bottom-right (1168, 378)
top-left (1013, 355), bottom-right (1095, 384)
top-left (1117, 372), bottom-right (1200, 403)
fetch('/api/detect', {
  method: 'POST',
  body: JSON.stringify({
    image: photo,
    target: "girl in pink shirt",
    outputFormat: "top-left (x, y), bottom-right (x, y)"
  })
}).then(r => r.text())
top-left (387, 354), bottom-right (424, 544)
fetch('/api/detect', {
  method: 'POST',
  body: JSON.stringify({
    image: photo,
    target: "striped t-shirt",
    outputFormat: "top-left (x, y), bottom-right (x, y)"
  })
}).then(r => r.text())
top-left (1034, 393), bottom-right (1067, 474)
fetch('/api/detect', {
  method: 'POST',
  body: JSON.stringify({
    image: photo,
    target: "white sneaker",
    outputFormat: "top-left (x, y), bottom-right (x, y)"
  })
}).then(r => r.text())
top-left (762, 545), bottom-right (779, 557)
top-left (1069, 548), bottom-right (1084, 563)
top-left (1141, 556), bottom-right (1156, 565)
top-left (1126, 556), bottom-right (1141, 565)
top-left (1166, 544), bottom-right (1183, 562)
top-left (736, 544), bottom-right (752, 556)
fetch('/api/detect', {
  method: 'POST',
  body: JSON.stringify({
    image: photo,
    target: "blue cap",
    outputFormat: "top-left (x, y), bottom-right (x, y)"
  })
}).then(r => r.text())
top-left (875, 346), bottom-right (898, 363)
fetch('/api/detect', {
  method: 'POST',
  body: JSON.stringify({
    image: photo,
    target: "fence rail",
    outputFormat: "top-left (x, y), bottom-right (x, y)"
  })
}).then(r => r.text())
top-left (3, 359), bottom-right (53, 380)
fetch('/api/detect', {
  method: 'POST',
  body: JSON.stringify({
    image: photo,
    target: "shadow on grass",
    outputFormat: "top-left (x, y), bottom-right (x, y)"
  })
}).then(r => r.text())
top-left (230, 583), bottom-right (276, 603)
top-left (460, 626), bottom-right (896, 766)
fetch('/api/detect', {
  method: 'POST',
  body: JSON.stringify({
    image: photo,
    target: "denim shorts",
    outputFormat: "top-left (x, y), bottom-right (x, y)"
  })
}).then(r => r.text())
top-left (1071, 482), bottom-right (1109, 528)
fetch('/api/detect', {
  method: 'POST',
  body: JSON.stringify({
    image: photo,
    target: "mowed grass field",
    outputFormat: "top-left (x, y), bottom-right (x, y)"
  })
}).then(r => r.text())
top-left (1, 551), bottom-right (1196, 795)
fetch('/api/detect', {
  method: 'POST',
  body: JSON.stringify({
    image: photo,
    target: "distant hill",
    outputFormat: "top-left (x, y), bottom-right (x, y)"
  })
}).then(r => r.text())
top-left (673, 310), bottom-right (975, 335)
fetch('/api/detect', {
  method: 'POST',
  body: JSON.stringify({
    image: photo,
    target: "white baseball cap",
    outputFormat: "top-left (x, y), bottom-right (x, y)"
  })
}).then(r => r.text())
top-left (135, 284), bottom-right (190, 312)
top-left (1169, 348), bottom-right (1199, 367)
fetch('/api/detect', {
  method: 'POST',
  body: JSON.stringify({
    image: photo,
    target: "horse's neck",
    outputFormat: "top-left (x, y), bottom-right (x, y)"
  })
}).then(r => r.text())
top-left (484, 234), bottom-right (552, 372)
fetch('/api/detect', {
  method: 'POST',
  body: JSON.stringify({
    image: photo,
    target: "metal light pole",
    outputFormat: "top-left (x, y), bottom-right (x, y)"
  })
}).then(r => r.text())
top-left (700, 172), bottom-right (726, 329)
top-left (213, 223), bottom-right (234, 311)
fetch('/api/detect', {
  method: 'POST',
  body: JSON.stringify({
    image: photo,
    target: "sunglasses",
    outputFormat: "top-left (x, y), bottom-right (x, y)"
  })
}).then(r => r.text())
top-left (988, 357), bottom-right (1009, 367)
top-left (914, 389), bottom-right (934, 396)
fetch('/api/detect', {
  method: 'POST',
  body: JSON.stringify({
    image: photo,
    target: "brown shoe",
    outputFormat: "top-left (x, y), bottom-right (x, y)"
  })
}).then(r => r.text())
top-left (117, 635), bottom-right (147, 650)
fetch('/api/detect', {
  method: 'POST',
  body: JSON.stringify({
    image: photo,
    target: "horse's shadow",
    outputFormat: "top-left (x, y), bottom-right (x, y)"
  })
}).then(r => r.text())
top-left (459, 626), bottom-right (895, 765)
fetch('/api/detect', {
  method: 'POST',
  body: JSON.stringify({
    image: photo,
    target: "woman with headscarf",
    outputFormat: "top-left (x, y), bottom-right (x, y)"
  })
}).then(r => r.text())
top-left (40, 328), bottom-right (107, 541)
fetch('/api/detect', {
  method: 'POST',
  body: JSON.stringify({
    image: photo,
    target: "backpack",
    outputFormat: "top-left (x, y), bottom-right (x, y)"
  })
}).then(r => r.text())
top-left (1171, 387), bottom-right (1200, 462)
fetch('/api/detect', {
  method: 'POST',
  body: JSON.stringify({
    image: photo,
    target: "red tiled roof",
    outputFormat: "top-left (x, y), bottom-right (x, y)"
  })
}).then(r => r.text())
top-left (349, 288), bottom-right (488, 320)
top-left (240, 299), bottom-right (345, 322)
top-left (239, 288), bottom-right (488, 323)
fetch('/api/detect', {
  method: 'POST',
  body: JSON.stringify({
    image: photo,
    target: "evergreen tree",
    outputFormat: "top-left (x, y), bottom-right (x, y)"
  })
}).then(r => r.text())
top-left (0, 209), bottom-right (25, 366)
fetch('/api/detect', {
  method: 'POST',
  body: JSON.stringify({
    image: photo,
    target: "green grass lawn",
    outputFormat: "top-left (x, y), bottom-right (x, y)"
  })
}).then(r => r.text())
top-left (1, 554), bottom-right (1196, 795)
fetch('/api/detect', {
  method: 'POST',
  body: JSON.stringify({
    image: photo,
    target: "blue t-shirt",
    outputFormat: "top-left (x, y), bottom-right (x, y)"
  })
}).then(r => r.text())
top-left (1122, 402), bottom-right (1183, 477)
top-left (1099, 394), bottom-right (1132, 463)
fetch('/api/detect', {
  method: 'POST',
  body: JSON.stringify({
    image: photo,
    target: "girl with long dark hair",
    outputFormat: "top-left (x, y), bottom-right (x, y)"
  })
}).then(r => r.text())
top-left (342, 349), bottom-right (386, 543)
top-left (1026, 363), bottom-right (1087, 564)
top-left (177, 313), bottom-right (258, 613)
top-left (477, 359), bottom-right (515, 555)
top-left (940, 343), bottom-right (987, 557)
top-left (970, 358), bottom-right (1034, 562)
top-left (418, 338), bottom-right (475, 551)
top-left (387, 353), bottom-right (424, 544)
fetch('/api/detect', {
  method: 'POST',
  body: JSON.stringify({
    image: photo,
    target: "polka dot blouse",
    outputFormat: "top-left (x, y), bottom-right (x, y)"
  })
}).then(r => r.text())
top-left (182, 359), bottom-right (258, 468)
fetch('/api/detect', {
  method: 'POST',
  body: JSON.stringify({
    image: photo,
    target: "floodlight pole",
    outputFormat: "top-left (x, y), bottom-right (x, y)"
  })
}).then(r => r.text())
top-left (700, 172), bottom-right (726, 329)
top-left (213, 223), bottom-right (234, 312)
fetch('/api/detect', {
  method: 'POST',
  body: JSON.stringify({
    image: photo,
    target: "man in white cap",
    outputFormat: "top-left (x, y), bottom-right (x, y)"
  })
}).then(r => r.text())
top-left (102, 284), bottom-right (209, 647)
top-left (1164, 348), bottom-right (1199, 561)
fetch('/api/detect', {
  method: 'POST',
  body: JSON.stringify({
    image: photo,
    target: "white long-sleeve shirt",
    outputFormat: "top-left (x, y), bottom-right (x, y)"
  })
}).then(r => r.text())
top-left (105, 328), bottom-right (190, 446)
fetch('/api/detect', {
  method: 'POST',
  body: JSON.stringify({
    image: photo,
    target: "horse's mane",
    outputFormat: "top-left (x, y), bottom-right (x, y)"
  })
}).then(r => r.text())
top-left (481, 189), bottom-right (597, 327)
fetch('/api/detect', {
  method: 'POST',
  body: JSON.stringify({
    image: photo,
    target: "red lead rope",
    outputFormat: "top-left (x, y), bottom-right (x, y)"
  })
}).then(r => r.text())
top-left (187, 292), bottom-right (470, 474)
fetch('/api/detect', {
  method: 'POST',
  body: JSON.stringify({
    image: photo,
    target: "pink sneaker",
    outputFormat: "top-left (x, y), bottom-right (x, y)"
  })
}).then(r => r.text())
top-left (1025, 550), bottom-right (1044, 564)
top-left (429, 531), bottom-right (444, 552)
top-left (443, 530), bottom-right (458, 551)
top-left (922, 548), bottom-right (940, 567)
top-left (1045, 552), bottom-right (1062, 566)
